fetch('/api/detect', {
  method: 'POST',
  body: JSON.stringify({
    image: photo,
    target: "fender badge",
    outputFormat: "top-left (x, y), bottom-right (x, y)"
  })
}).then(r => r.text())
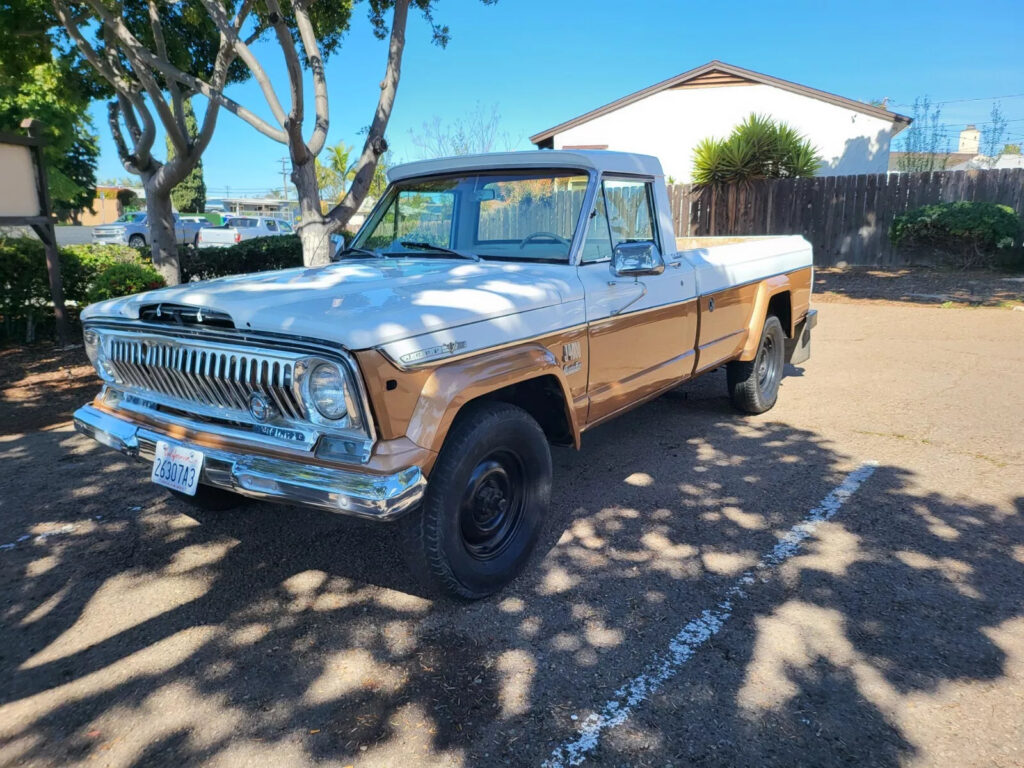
top-left (400, 340), bottom-right (467, 364)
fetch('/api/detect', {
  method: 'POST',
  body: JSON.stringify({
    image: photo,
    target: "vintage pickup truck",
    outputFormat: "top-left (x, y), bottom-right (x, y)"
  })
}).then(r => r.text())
top-left (73, 151), bottom-right (816, 599)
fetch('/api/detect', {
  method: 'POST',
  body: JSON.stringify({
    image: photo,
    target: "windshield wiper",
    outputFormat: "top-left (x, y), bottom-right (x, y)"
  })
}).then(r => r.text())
top-left (332, 246), bottom-right (378, 261)
top-left (397, 241), bottom-right (480, 261)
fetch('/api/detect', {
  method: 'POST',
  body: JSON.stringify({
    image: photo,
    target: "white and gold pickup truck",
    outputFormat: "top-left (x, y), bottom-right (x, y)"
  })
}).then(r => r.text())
top-left (74, 150), bottom-right (816, 599)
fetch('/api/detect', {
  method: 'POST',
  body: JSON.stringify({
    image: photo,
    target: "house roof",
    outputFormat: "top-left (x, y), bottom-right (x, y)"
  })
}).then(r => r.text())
top-left (529, 60), bottom-right (912, 145)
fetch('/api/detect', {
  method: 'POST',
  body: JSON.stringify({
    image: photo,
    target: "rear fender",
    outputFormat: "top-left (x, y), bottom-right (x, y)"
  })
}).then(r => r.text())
top-left (738, 275), bottom-right (793, 361)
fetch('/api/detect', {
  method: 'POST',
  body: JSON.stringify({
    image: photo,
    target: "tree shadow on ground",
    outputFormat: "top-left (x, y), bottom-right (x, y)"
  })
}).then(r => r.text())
top-left (1, 372), bottom-right (1021, 767)
top-left (814, 267), bottom-right (1024, 307)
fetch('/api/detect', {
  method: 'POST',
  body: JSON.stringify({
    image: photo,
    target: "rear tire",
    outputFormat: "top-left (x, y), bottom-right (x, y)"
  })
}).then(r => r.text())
top-left (169, 484), bottom-right (245, 511)
top-left (727, 315), bottom-right (786, 414)
top-left (398, 402), bottom-right (552, 600)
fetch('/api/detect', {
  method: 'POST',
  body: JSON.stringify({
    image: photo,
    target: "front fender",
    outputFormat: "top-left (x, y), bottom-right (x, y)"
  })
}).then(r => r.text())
top-left (405, 343), bottom-right (581, 454)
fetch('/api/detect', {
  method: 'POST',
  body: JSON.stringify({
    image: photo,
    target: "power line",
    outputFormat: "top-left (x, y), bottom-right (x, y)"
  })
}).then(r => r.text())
top-left (890, 93), bottom-right (1024, 108)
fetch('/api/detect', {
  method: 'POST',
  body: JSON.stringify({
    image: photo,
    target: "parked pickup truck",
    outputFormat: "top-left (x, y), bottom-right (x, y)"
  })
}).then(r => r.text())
top-left (73, 151), bottom-right (816, 599)
top-left (92, 212), bottom-right (207, 249)
top-left (196, 216), bottom-right (294, 248)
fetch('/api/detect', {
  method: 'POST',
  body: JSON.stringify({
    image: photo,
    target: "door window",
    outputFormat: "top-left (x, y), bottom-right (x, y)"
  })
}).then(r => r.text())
top-left (581, 190), bottom-right (613, 263)
top-left (602, 179), bottom-right (658, 248)
top-left (265, 219), bottom-right (278, 232)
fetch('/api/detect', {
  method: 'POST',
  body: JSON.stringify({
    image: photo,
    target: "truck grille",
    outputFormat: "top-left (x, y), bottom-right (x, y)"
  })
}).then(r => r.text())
top-left (106, 337), bottom-right (306, 420)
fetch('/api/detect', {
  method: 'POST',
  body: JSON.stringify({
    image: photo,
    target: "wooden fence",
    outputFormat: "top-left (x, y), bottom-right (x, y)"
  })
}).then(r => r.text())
top-left (667, 168), bottom-right (1024, 266)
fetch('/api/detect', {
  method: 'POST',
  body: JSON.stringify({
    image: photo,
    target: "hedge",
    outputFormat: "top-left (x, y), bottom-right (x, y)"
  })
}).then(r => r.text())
top-left (889, 201), bottom-right (1022, 269)
top-left (0, 237), bottom-right (164, 343)
top-left (2, 231), bottom-right (345, 343)
top-left (180, 234), bottom-right (304, 281)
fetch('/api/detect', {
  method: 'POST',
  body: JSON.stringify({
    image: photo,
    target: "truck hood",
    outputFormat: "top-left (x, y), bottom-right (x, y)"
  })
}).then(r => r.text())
top-left (82, 257), bottom-right (580, 349)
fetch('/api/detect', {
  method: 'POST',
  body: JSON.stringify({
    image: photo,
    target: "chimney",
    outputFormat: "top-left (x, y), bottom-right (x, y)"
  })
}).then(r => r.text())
top-left (958, 125), bottom-right (980, 155)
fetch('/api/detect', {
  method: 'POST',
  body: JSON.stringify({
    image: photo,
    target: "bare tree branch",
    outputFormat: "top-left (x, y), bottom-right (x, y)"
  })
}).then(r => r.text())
top-left (147, 0), bottom-right (186, 138)
top-left (263, 0), bottom-right (307, 161)
top-left (293, 0), bottom-right (329, 156)
top-left (196, 0), bottom-right (289, 127)
top-left (327, 0), bottom-right (410, 228)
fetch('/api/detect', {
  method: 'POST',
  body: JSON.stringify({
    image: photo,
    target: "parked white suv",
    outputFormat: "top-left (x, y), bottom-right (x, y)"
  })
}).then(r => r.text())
top-left (196, 217), bottom-right (294, 248)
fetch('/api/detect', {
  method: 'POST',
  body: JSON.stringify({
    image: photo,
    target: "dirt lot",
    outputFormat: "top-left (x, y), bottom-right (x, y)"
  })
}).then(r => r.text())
top-left (1, 288), bottom-right (1022, 767)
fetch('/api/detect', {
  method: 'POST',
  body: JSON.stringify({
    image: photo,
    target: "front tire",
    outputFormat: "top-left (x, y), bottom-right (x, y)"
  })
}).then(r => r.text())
top-left (399, 402), bottom-right (552, 600)
top-left (727, 314), bottom-right (786, 414)
top-left (128, 234), bottom-right (146, 248)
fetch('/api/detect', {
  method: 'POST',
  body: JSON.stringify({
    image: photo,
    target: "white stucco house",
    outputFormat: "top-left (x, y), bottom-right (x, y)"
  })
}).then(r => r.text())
top-left (530, 61), bottom-right (911, 183)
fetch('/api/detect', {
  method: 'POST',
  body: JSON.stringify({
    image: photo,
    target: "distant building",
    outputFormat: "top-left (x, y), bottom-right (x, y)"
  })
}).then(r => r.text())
top-left (530, 60), bottom-right (911, 182)
top-left (78, 185), bottom-right (145, 226)
top-left (958, 125), bottom-right (981, 154)
top-left (206, 197), bottom-right (298, 221)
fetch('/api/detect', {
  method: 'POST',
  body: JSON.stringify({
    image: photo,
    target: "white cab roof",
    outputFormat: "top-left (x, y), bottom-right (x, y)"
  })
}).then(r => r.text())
top-left (388, 150), bottom-right (664, 182)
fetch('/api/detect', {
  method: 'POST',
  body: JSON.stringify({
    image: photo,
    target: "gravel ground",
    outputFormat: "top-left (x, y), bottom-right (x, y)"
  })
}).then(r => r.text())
top-left (1, 299), bottom-right (1022, 768)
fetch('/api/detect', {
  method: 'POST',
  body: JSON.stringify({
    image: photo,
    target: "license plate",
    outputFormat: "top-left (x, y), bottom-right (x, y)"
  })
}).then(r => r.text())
top-left (151, 441), bottom-right (204, 495)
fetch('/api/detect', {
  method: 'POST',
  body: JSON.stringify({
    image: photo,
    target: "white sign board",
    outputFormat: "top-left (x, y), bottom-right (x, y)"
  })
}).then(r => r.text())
top-left (0, 143), bottom-right (41, 217)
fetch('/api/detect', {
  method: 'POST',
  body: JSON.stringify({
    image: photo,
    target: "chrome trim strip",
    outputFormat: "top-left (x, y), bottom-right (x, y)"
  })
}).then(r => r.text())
top-left (73, 405), bottom-right (424, 521)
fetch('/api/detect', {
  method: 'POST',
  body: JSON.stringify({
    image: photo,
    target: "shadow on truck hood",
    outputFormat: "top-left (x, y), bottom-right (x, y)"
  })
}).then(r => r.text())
top-left (82, 257), bottom-right (580, 349)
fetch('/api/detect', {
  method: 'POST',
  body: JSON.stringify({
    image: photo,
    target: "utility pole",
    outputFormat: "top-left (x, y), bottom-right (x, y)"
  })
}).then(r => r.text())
top-left (278, 158), bottom-right (290, 201)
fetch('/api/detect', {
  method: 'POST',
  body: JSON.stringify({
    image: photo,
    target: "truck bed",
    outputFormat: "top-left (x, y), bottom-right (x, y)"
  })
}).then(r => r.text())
top-left (676, 234), bottom-right (812, 296)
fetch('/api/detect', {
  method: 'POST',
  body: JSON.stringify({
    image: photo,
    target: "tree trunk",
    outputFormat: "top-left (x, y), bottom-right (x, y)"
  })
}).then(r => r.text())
top-left (143, 179), bottom-right (181, 285)
top-left (292, 157), bottom-right (332, 266)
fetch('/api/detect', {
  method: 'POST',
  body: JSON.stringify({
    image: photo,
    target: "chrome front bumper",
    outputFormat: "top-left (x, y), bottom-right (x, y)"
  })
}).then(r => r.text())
top-left (73, 404), bottom-right (425, 521)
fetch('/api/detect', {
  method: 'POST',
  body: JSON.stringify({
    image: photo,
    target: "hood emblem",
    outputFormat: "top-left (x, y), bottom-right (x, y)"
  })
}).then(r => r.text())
top-left (248, 393), bottom-right (275, 422)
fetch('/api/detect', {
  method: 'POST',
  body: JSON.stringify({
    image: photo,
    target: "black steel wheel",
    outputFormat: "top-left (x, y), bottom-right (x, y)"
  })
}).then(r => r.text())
top-left (458, 449), bottom-right (527, 561)
top-left (399, 401), bottom-right (552, 600)
top-left (727, 314), bottom-right (786, 414)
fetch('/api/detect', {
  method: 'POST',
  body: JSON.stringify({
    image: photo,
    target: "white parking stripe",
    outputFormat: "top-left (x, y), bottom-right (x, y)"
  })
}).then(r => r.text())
top-left (542, 461), bottom-right (878, 768)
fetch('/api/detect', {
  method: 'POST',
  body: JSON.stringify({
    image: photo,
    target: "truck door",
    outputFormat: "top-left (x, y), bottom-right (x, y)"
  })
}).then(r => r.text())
top-left (577, 177), bottom-right (699, 424)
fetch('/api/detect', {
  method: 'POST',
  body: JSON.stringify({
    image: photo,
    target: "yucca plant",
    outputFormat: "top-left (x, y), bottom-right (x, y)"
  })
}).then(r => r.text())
top-left (693, 114), bottom-right (821, 185)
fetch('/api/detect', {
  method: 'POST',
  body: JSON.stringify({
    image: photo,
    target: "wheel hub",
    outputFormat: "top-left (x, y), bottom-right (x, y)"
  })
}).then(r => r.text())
top-left (459, 451), bottom-right (525, 560)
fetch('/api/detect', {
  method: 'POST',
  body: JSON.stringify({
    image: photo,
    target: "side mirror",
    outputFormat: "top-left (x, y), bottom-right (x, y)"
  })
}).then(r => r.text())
top-left (611, 241), bottom-right (664, 277)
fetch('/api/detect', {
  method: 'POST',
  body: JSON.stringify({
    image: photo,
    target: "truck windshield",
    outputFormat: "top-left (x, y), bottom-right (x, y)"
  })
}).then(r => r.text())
top-left (351, 170), bottom-right (590, 263)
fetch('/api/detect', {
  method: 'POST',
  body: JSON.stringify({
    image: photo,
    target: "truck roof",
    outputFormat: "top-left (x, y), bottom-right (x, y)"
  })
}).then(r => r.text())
top-left (388, 150), bottom-right (664, 182)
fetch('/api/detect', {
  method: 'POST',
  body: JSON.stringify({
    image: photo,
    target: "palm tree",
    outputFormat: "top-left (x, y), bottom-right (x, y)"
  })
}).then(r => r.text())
top-left (693, 114), bottom-right (821, 185)
top-left (326, 142), bottom-right (358, 197)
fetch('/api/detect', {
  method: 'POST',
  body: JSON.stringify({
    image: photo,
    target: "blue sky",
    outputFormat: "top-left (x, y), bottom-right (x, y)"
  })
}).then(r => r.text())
top-left (90, 0), bottom-right (1024, 194)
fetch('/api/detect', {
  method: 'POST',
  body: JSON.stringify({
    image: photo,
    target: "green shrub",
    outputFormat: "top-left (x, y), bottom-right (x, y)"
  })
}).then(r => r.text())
top-left (86, 262), bottom-right (166, 303)
top-left (180, 234), bottom-right (303, 281)
top-left (889, 201), bottom-right (1021, 268)
top-left (0, 237), bottom-right (160, 343)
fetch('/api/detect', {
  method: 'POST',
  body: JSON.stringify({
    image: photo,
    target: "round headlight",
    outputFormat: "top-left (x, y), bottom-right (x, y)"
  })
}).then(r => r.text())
top-left (309, 363), bottom-right (350, 420)
top-left (83, 328), bottom-right (101, 366)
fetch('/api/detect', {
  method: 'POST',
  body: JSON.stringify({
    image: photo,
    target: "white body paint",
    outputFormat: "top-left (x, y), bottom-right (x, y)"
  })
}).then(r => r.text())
top-left (542, 462), bottom-right (878, 768)
top-left (82, 151), bottom-right (812, 364)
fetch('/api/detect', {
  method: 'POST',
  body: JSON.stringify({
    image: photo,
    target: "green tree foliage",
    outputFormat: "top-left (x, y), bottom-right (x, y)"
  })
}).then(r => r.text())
top-left (692, 114), bottom-right (821, 185)
top-left (895, 97), bottom-right (949, 172)
top-left (981, 103), bottom-right (1008, 161)
top-left (0, 0), bottom-right (102, 220)
top-left (167, 99), bottom-right (207, 213)
top-left (1003, 144), bottom-right (1022, 155)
